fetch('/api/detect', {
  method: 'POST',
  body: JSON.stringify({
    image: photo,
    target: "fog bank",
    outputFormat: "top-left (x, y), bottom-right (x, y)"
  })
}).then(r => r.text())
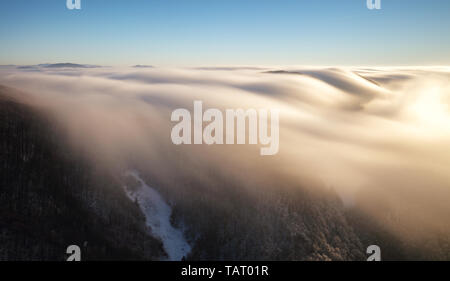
top-left (1, 65), bottom-right (449, 244)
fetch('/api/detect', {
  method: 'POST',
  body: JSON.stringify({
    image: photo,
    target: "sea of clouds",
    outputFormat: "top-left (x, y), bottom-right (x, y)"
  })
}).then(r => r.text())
top-left (1, 65), bottom-right (449, 243)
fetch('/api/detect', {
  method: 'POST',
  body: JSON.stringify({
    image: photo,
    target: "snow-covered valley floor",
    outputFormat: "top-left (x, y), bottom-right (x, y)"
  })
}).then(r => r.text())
top-left (123, 170), bottom-right (191, 260)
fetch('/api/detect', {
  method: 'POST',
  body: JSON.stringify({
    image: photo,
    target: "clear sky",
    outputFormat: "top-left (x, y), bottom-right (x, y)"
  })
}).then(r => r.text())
top-left (0, 0), bottom-right (449, 66)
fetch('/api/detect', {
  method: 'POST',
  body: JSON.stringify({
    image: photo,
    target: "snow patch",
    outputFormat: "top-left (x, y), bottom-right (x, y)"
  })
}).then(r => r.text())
top-left (123, 170), bottom-right (191, 260)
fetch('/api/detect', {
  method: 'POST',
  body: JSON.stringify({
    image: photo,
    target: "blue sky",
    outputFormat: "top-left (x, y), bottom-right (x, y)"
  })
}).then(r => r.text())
top-left (0, 0), bottom-right (449, 66)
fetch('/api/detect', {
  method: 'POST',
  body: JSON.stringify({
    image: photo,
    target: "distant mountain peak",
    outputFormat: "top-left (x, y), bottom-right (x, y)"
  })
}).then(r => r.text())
top-left (133, 65), bottom-right (154, 68)
top-left (42, 63), bottom-right (99, 68)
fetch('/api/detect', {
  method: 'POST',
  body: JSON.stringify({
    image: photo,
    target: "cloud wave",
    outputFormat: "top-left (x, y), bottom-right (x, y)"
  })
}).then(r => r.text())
top-left (1, 65), bottom-right (450, 244)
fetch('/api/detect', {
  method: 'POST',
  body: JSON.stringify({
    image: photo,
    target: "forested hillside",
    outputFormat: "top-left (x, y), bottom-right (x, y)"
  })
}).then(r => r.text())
top-left (0, 85), bottom-right (164, 260)
top-left (0, 82), bottom-right (445, 261)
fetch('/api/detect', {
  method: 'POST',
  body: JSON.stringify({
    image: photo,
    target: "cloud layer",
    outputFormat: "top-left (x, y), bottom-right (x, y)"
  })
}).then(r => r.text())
top-left (1, 65), bottom-right (450, 244)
